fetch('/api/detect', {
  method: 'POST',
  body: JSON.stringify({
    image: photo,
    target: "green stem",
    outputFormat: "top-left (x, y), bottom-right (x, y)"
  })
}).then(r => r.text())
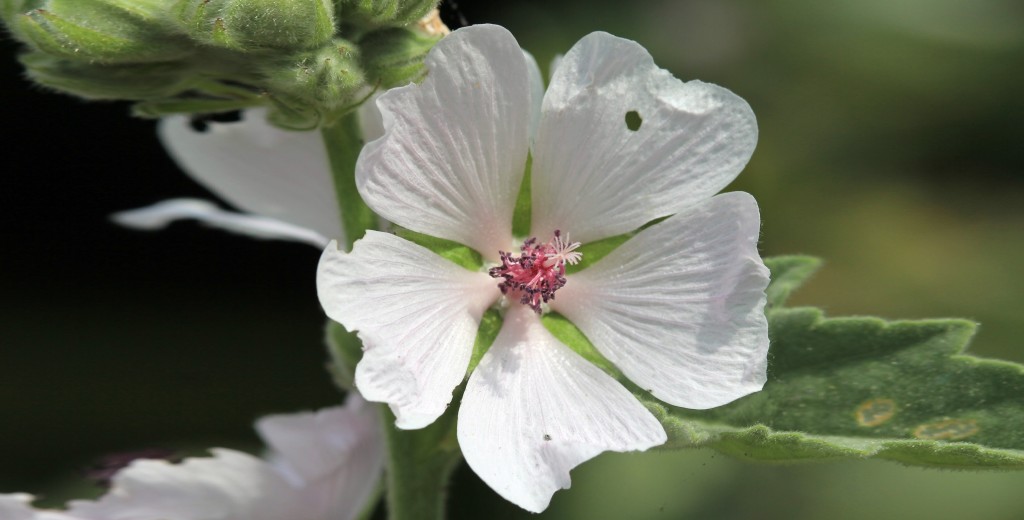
top-left (381, 405), bottom-right (463, 520)
top-left (319, 113), bottom-right (462, 519)
top-left (320, 112), bottom-right (377, 250)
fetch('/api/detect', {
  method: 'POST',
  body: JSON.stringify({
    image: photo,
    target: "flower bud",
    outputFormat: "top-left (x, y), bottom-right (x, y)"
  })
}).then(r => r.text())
top-left (20, 51), bottom-right (195, 100)
top-left (337, 0), bottom-right (438, 28)
top-left (12, 0), bottom-right (193, 64)
top-left (172, 0), bottom-right (335, 51)
top-left (262, 38), bottom-right (366, 112)
top-left (359, 26), bottom-right (438, 87)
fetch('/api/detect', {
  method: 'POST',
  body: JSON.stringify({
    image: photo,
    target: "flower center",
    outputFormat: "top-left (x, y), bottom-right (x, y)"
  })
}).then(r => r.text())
top-left (489, 230), bottom-right (582, 313)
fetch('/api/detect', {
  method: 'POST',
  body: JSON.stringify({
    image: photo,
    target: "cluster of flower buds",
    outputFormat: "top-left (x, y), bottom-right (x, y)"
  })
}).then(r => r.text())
top-left (2, 0), bottom-right (445, 128)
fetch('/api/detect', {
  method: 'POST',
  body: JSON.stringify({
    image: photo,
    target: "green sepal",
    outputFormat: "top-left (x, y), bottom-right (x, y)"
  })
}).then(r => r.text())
top-left (541, 312), bottom-right (621, 376)
top-left (14, 0), bottom-right (193, 64)
top-left (394, 228), bottom-right (483, 271)
top-left (172, 0), bottom-right (335, 51)
top-left (466, 309), bottom-right (502, 375)
top-left (132, 96), bottom-right (265, 118)
top-left (337, 0), bottom-right (438, 28)
top-left (359, 26), bottom-right (438, 87)
top-left (21, 51), bottom-right (195, 100)
top-left (262, 38), bottom-right (366, 112)
top-left (511, 154), bottom-right (531, 237)
top-left (2, 0), bottom-right (42, 26)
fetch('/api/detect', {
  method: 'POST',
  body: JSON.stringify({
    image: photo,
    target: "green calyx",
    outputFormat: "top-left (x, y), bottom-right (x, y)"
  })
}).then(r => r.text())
top-left (20, 51), bottom-right (196, 100)
top-left (12, 0), bottom-right (193, 64)
top-left (360, 26), bottom-right (436, 87)
top-left (171, 0), bottom-right (335, 51)
top-left (263, 38), bottom-right (365, 112)
top-left (337, 0), bottom-right (439, 28)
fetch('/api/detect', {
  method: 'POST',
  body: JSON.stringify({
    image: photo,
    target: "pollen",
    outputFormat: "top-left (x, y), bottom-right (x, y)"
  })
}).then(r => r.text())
top-left (489, 230), bottom-right (582, 313)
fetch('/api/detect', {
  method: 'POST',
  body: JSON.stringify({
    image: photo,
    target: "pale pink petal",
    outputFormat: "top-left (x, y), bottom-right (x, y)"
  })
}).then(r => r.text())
top-left (257, 395), bottom-right (383, 520)
top-left (159, 108), bottom-right (343, 241)
top-left (317, 232), bottom-right (497, 429)
top-left (552, 192), bottom-right (769, 409)
top-left (66, 450), bottom-right (301, 520)
top-left (458, 305), bottom-right (666, 513)
top-left (111, 198), bottom-right (329, 248)
top-left (356, 25), bottom-right (531, 258)
top-left (531, 32), bottom-right (758, 243)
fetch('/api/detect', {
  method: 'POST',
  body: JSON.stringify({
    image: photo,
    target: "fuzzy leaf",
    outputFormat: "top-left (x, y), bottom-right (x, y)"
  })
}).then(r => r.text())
top-left (641, 258), bottom-right (1024, 468)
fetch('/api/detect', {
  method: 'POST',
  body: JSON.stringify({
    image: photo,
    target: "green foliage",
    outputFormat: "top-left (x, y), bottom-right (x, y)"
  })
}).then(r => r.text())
top-left (642, 256), bottom-right (1024, 468)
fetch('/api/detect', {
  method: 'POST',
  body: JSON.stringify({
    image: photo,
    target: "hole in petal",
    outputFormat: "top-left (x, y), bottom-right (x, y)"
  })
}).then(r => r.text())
top-left (625, 110), bottom-right (642, 131)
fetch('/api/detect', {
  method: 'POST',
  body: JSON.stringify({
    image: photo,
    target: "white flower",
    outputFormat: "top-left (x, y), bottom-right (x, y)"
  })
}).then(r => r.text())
top-left (111, 101), bottom-right (385, 248)
top-left (316, 25), bottom-right (769, 512)
top-left (1, 394), bottom-right (382, 520)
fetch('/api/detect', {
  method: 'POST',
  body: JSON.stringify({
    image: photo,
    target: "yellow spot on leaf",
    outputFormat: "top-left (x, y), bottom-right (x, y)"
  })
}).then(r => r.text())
top-left (913, 418), bottom-right (980, 440)
top-left (855, 398), bottom-right (896, 427)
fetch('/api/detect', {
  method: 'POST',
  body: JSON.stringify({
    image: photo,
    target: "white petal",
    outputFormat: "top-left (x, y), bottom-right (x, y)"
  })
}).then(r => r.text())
top-left (458, 305), bottom-right (666, 513)
top-left (531, 32), bottom-right (758, 243)
top-left (257, 395), bottom-right (383, 520)
top-left (552, 192), bottom-right (769, 409)
top-left (66, 450), bottom-right (302, 520)
top-left (0, 495), bottom-right (35, 520)
top-left (0, 495), bottom-right (77, 520)
top-left (111, 198), bottom-right (330, 248)
top-left (159, 108), bottom-right (343, 241)
top-left (317, 231), bottom-right (497, 429)
top-left (356, 25), bottom-right (531, 258)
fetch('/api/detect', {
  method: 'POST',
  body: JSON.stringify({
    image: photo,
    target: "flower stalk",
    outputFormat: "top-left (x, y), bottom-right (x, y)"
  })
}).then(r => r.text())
top-left (380, 405), bottom-right (462, 520)
top-left (320, 111), bottom-right (376, 250)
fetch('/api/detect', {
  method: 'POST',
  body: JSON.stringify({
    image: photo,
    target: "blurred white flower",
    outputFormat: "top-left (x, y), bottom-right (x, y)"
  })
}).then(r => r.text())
top-left (317, 24), bottom-right (769, 512)
top-left (1, 394), bottom-right (382, 520)
top-left (112, 100), bottom-right (385, 248)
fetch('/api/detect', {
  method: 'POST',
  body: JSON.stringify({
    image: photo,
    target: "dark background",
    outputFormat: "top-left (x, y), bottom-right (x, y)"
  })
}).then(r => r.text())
top-left (3, 1), bottom-right (1024, 518)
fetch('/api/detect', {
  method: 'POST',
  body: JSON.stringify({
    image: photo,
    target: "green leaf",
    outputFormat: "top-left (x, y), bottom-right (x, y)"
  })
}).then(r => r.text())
top-left (762, 255), bottom-right (822, 308)
top-left (644, 257), bottom-right (1024, 469)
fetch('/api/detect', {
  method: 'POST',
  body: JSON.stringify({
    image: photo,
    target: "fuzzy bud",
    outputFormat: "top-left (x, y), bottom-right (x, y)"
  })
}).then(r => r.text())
top-left (337, 0), bottom-right (438, 28)
top-left (172, 0), bottom-right (335, 51)
top-left (263, 38), bottom-right (366, 112)
top-left (359, 26), bottom-right (438, 87)
top-left (20, 51), bottom-right (195, 100)
top-left (12, 0), bottom-right (193, 64)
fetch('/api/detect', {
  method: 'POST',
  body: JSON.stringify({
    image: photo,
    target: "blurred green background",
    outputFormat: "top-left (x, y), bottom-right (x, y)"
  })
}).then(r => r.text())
top-left (3, 0), bottom-right (1024, 518)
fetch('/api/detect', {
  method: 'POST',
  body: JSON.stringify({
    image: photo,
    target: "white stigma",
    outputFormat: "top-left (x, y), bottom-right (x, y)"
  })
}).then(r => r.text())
top-left (544, 232), bottom-right (583, 268)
